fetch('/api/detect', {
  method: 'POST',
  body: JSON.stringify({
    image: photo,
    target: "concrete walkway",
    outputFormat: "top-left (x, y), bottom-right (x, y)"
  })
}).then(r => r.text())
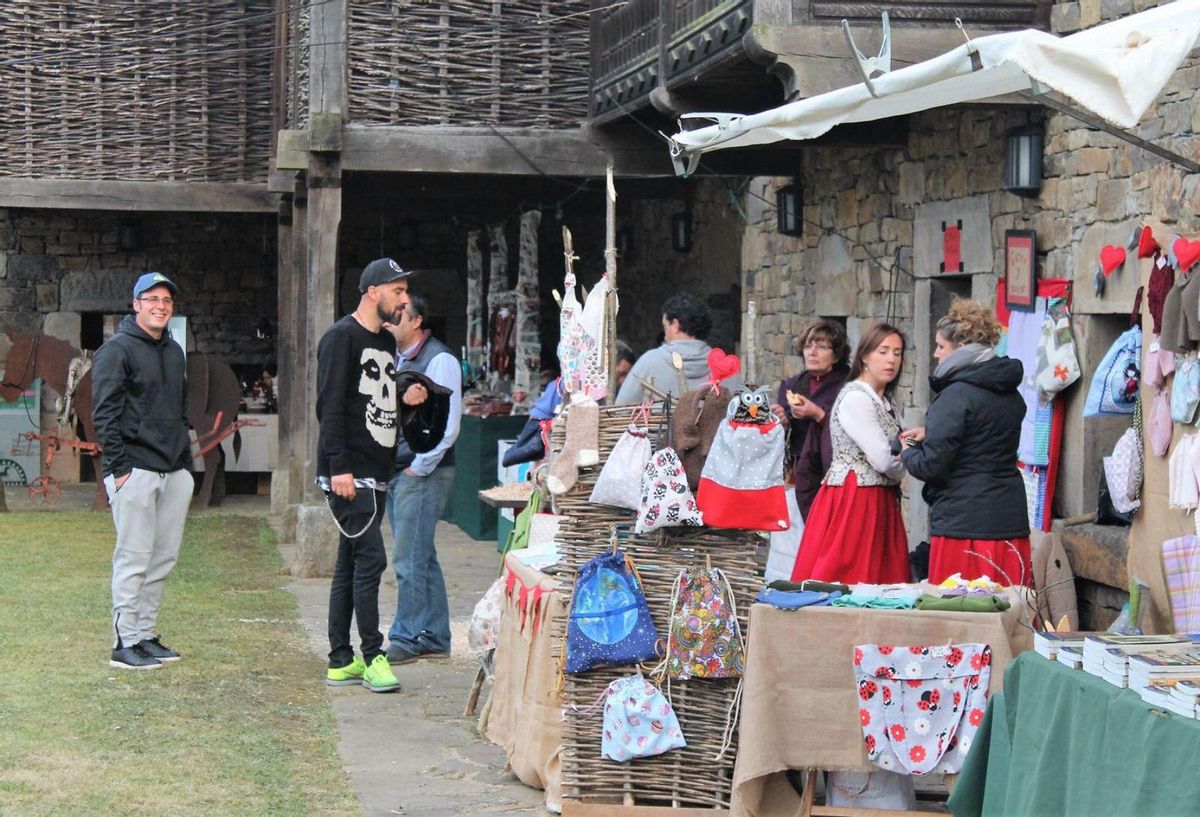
top-left (287, 518), bottom-right (548, 817)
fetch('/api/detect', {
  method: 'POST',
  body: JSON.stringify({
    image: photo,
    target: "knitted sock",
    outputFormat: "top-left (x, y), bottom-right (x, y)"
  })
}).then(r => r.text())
top-left (547, 402), bottom-right (599, 495)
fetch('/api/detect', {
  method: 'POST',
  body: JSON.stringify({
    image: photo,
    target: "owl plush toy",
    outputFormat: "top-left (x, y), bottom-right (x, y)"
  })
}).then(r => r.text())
top-left (695, 387), bottom-right (791, 531)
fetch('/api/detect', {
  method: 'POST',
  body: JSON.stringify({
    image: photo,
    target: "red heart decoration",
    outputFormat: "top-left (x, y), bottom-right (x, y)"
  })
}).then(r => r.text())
top-left (1099, 245), bottom-right (1126, 277)
top-left (1137, 226), bottom-right (1159, 259)
top-left (707, 348), bottom-right (741, 384)
top-left (1174, 237), bottom-right (1200, 273)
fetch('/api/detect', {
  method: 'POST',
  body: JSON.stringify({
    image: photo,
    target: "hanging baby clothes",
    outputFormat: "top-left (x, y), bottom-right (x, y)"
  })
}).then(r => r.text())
top-left (557, 268), bottom-right (611, 401)
top-left (599, 674), bottom-right (686, 762)
top-left (695, 387), bottom-right (791, 531)
top-left (855, 643), bottom-right (992, 776)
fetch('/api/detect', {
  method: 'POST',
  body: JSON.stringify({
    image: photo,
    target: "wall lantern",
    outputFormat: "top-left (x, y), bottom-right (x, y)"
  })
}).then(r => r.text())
top-left (776, 180), bottom-right (803, 236)
top-left (671, 212), bottom-right (693, 253)
top-left (1002, 125), bottom-right (1044, 198)
top-left (118, 220), bottom-right (141, 251)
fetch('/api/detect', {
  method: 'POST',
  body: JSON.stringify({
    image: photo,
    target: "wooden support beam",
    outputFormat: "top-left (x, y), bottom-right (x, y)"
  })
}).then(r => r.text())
top-left (0, 177), bottom-right (277, 213)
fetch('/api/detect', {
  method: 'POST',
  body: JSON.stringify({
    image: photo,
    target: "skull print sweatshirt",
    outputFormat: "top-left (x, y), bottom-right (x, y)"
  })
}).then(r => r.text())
top-left (315, 315), bottom-right (399, 483)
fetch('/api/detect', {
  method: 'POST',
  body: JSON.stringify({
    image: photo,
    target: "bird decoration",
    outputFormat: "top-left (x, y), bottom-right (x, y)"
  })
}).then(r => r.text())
top-left (731, 386), bottom-right (773, 424)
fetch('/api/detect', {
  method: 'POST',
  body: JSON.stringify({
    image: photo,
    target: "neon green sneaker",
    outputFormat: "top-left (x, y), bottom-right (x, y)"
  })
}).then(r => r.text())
top-left (326, 655), bottom-right (366, 686)
top-left (361, 654), bottom-right (401, 693)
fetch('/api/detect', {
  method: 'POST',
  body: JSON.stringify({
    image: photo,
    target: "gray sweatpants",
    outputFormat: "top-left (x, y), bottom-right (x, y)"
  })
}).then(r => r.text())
top-left (104, 467), bottom-right (193, 649)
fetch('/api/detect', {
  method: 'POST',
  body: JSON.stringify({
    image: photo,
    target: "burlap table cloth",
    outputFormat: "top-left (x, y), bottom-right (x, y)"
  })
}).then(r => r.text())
top-left (485, 554), bottom-right (565, 811)
top-left (731, 601), bottom-right (1033, 817)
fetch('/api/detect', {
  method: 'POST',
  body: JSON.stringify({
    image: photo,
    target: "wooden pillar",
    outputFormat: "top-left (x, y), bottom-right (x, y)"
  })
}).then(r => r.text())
top-left (303, 155), bottom-right (341, 502)
top-left (514, 210), bottom-right (542, 408)
top-left (287, 178), bottom-right (310, 508)
top-left (273, 192), bottom-right (301, 511)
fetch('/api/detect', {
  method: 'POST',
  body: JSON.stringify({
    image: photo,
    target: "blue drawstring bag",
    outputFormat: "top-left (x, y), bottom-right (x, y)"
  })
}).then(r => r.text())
top-left (1084, 326), bottom-right (1141, 417)
top-left (566, 550), bottom-right (660, 674)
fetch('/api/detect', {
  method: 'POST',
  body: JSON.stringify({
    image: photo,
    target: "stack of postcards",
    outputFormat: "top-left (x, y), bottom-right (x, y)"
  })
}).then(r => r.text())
top-left (1127, 650), bottom-right (1200, 695)
top-left (1139, 679), bottom-right (1200, 718)
top-left (1081, 634), bottom-right (1195, 686)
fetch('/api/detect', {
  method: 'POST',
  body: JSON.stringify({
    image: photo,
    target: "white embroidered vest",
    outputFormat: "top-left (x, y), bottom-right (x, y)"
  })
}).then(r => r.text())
top-left (824, 380), bottom-right (901, 488)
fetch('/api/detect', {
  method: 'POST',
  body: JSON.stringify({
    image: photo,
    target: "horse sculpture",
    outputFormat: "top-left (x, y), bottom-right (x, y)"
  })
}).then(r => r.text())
top-left (0, 330), bottom-right (242, 511)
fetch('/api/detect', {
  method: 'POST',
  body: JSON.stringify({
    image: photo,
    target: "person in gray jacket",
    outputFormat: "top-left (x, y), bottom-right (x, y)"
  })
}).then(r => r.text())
top-left (92, 272), bottom-right (194, 670)
top-left (615, 294), bottom-right (739, 404)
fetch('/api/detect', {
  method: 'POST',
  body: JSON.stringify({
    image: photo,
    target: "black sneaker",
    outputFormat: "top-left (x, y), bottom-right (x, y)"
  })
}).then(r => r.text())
top-left (385, 644), bottom-right (419, 665)
top-left (137, 637), bottom-right (181, 662)
top-left (110, 643), bottom-right (163, 670)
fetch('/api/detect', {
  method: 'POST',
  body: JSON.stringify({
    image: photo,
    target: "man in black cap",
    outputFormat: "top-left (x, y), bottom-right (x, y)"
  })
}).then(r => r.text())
top-left (316, 258), bottom-right (428, 692)
top-left (93, 272), bottom-right (193, 670)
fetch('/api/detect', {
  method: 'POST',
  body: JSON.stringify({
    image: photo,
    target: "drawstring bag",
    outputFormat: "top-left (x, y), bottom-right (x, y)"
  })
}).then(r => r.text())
top-left (597, 674), bottom-right (686, 762)
top-left (565, 549), bottom-right (660, 674)
top-left (855, 643), bottom-right (992, 776)
top-left (1035, 301), bottom-right (1081, 397)
top-left (695, 387), bottom-right (791, 531)
top-left (1173, 353), bottom-right (1200, 423)
top-left (663, 566), bottom-right (746, 681)
top-left (590, 405), bottom-right (652, 510)
top-left (1084, 290), bottom-right (1143, 418)
top-left (636, 403), bottom-right (703, 534)
top-left (503, 488), bottom-right (543, 556)
top-left (1104, 398), bottom-right (1144, 514)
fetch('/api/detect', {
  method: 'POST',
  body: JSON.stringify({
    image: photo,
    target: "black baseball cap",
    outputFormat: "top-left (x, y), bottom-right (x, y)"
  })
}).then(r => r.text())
top-left (359, 258), bottom-right (413, 293)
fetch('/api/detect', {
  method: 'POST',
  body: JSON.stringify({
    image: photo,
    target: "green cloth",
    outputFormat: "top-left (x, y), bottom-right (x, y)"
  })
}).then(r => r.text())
top-left (830, 593), bottom-right (916, 609)
top-left (949, 652), bottom-right (1200, 817)
top-left (916, 594), bottom-right (1011, 613)
top-left (767, 579), bottom-right (850, 596)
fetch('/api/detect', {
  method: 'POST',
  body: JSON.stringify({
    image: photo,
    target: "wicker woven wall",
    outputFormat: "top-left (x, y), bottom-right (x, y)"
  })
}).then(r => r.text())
top-left (346, 0), bottom-right (590, 128)
top-left (0, 1), bottom-right (276, 183)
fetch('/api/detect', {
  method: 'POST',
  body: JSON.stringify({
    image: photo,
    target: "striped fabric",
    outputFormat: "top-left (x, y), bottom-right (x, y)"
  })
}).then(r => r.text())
top-left (1162, 535), bottom-right (1200, 632)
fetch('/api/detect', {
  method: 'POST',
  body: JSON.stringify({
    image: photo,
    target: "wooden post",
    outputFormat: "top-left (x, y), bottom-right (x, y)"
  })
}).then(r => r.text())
top-left (744, 300), bottom-right (758, 388)
top-left (274, 192), bottom-right (302, 507)
top-left (604, 165), bottom-right (619, 400)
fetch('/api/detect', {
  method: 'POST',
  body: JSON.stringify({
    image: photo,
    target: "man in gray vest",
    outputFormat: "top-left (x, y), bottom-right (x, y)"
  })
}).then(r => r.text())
top-left (383, 294), bottom-right (462, 664)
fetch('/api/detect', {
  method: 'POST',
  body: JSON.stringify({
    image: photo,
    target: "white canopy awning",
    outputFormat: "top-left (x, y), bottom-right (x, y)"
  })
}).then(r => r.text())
top-left (669, 0), bottom-right (1200, 167)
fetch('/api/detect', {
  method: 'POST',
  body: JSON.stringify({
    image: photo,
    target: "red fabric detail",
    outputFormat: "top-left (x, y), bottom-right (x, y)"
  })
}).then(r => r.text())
top-left (1042, 400), bottom-right (1065, 532)
top-left (1175, 237), bottom-right (1200, 273)
top-left (505, 569), bottom-right (519, 597)
top-left (1137, 226), bottom-right (1160, 259)
top-left (728, 419), bottom-right (776, 435)
top-left (789, 471), bottom-right (910, 584)
top-left (1037, 277), bottom-right (1072, 302)
top-left (995, 279), bottom-right (1011, 328)
top-left (943, 224), bottom-right (961, 272)
top-left (1148, 255), bottom-right (1174, 334)
top-left (707, 348), bottom-right (741, 387)
top-left (696, 478), bottom-right (791, 531)
top-left (530, 586), bottom-right (546, 635)
top-left (1100, 245), bottom-right (1126, 276)
top-left (928, 535), bottom-right (1033, 587)
top-left (518, 584), bottom-right (530, 615)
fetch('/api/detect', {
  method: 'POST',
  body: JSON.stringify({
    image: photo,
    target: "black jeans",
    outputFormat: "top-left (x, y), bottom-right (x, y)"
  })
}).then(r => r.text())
top-left (326, 488), bottom-right (388, 667)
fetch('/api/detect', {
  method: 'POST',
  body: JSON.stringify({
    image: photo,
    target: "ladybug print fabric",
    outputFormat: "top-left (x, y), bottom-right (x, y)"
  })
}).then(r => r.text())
top-left (853, 642), bottom-right (991, 775)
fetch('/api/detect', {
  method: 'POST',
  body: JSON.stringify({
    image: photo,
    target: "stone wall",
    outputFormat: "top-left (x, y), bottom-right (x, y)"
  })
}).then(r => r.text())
top-left (741, 1), bottom-right (1200, 533)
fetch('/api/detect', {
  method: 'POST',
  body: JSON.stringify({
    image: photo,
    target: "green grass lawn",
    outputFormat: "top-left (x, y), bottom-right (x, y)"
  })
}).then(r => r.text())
top-left (0, 511), bottom-right (358, 816)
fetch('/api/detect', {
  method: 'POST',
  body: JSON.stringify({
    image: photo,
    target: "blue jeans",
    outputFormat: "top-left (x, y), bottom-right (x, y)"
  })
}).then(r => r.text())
top-left (387, 467), bottom-right (454, 654)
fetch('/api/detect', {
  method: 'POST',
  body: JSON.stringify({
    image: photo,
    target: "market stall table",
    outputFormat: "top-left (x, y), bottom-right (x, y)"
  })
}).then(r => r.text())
top-left (484, 552), bottom-right (565, 812)
top-left (948, 652), bottom-right (1200, 817)
top-left (733, 601), bottom-right (1033, 817)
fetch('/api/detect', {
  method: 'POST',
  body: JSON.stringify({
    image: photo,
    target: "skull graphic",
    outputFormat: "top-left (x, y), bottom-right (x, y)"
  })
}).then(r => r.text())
top-left (359, 348), bottom-right (397, 447)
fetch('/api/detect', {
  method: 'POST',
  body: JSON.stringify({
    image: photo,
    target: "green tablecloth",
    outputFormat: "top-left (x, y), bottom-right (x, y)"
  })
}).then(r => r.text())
top-left (949, 651), bottom-right (1200, 817)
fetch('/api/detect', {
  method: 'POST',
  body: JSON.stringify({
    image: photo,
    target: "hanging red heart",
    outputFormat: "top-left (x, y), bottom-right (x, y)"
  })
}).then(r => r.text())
top-left (1174, 237), bottom-right (1200, 273)
top-left (707, 348), bottom-right (741, 385)
top-left (1099, 245), bottom-right (1126, 277)
top-left (1137, 226), bottom-right (1159, 259)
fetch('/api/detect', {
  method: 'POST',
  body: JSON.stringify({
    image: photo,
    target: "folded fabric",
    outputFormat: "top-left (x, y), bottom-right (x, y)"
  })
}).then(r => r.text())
top-left (767, 579), bottom-right (851, 596)
top-left (915, 594), bottom-right (1011, 613)
top-left (755, 587), bottom-right (841, 609)
top-left (851, 583), bottom-right (924, 602)
top-left (832, 594), bottom-right (917, 610)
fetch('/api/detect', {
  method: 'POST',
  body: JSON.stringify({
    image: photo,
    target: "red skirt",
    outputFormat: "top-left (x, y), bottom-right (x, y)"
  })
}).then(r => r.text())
top-left (789, 471), bottom-right (910, 584)
top-left (929, 536), bottom-right (1033, 587)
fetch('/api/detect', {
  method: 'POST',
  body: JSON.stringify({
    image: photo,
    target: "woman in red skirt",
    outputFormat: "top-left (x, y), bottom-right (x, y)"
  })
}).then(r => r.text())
top-left (900, 298), bottom-right (1032, 586)
top-left (790, 324), bottom-right (911, 584)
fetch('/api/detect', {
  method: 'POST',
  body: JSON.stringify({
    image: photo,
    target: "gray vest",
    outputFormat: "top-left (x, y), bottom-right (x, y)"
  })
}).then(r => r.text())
top-left (824, 380), bottom-right (901, 488)
top-left (395, 332), bottom-right (457, 470)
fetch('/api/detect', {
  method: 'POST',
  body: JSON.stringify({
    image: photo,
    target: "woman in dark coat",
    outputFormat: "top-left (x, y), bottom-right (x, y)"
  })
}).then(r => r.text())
top-left (900, 298), bottom-right (1032, 586)
top-left (772, 320), bottom-right (851, 519)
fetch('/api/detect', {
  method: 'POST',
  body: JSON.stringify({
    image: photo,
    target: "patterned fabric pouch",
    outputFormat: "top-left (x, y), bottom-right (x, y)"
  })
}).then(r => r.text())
top-left (1104, 397), bottom-right (1144, 514)
top-left (590, 406), bottom-right (652, 510)
top-left (663, 566), bottom-right (746, 680)
top-left (854, 643), bottom-right (992, 776)
top-left (1035, 300), bottom-right (1081, 397)
top-left (636, 406), bottom-right (703, 534)
top-left (598, 673), bottom-right (687, 763)
top-left (565, 549), bottom-right (660, 674)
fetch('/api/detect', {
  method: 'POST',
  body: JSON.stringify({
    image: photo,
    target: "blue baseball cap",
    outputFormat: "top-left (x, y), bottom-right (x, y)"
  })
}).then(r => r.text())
top-left (133, 272), bottom-right (179, 300)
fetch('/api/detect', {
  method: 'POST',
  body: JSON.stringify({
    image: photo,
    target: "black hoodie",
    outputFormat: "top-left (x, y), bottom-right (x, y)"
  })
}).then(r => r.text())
top-left (92, 314), bottom-right (193, 478)
top-left (901, 356), bottom-right (1030, 540)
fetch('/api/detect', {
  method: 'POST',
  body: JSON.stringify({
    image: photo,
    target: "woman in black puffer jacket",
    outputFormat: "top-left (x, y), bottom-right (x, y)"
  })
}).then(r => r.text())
top-left (900, 298), bottom-right (1031, 586)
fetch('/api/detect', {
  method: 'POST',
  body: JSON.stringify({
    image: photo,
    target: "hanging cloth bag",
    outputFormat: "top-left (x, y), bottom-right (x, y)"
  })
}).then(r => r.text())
top-left (596, 674), bottom-right (687, 763)
top-left (565, 548), bottom-right (660, 674)
top-left (590, 405), bottom-right (653, 510)
top-left (1104, 396), bottom-right (1144, 514)
top-left (636, 402), bottom-right (704, 534)
top-left (503, 488), bottom-right (543, 556)
top-left (1084, 289), bottom-right (1143, 418)
top-left (1035, 301), bottom-right (1081, 397)
top-left (662, 565), bottom-right (746, 681)
top-left (1173, 353), bottom-right (1200, 423)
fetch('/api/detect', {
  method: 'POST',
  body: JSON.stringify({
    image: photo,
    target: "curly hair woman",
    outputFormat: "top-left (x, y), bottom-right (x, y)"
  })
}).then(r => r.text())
top-left (900, 298), bottom-right (1031, 586)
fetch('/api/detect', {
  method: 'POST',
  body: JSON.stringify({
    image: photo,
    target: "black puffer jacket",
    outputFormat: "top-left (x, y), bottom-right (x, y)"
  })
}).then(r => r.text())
top-left (901, 356), bottom-right (1030, 540)
top-left (92, 314), bottom-right (192, 478)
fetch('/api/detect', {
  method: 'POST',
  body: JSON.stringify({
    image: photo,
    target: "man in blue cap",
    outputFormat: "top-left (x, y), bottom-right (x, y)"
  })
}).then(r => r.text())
top-left (92, 272), bottom-right (193, 670)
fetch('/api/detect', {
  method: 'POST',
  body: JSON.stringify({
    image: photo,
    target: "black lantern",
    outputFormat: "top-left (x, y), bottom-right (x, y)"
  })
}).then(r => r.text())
top-left (118, 220), bottom-right (141, 251)
top-left (1002, 125), bottom-right (1043, 198)
top-left (671, 212), bottom-right (693, 253)
top-left (776, 180), bottom-right (803, 236)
